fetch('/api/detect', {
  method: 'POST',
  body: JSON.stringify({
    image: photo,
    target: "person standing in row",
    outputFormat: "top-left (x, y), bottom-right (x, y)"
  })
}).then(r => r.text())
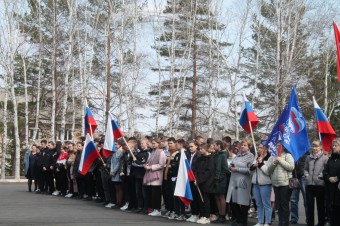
top-left (251, 144), bottom-right (272, 226)
top-left (323, 138), bottom-right (340, 226)
top-left (143, 138), bottom-right (166, 216)
top-left (24, 144), bottom-right (38, 192)
top-left (266, 142), bottom-right (294, 226)
top-left (227, 138), bottom-right (255, 226)
top-left (304, 140), bottom-right (328, 226)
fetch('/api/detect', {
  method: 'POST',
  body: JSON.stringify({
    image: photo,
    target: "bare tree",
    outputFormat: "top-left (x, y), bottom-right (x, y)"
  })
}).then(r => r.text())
top-left (1, 73), bottom-right (8, 179)
top-left (60, 0), bottom-right (75, 142)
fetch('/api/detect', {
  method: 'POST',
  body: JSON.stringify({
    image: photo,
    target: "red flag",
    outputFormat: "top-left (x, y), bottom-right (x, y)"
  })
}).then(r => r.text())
top-left (334, 22), bottom-right (340, 83)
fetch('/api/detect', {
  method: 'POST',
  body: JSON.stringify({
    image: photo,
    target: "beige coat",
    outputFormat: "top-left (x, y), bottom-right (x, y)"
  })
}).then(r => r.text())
top-left (263, 151), bottom-right (294, 187)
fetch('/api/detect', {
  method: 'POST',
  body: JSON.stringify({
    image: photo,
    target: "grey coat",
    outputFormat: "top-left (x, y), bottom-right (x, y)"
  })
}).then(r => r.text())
top-left (304, 152), bottom-right (328, 186)
top-left (226, 151), bottom-right (255, 206)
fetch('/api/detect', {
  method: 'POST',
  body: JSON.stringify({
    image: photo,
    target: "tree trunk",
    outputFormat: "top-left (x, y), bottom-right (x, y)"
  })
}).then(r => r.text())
top-left (31, 0), bottom-right (42, 143)
top-left (106, 1), bottom-right (111, 127)
top-left (60, 0), bottom-right (74, 142)
top-left (50, 0), bottom-right (57, 142)
top-left (1, 74), bottom-right (8, 179)
top-left (275, 0), bottom-right (283, 120)
top-left (23, 58), bottom-right (29, 147)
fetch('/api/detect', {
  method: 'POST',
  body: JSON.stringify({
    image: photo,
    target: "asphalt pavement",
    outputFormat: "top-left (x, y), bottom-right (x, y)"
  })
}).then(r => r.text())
top-left (0, 183), bottom-right (307, 226)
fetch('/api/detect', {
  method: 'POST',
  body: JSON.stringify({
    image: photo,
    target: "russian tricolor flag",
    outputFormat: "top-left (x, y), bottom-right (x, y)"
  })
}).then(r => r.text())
top-left (78, 134), bottom-right (101, 175)
top-left (174, 150), bottom-right (195, 206)
top-left (84, 100), bottom-right (97, 136)
top-left (239, 93), bottom-right (259, 134)
top-left (103, 113), bottom-right (125, 158)
top-left (313, 97), bottom-right (336, 153)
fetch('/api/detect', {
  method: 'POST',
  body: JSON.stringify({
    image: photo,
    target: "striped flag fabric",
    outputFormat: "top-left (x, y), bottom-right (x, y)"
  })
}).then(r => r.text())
top-left (239, 93), bottom-right (259, 134)
top-left (84, 100), bottom-right (97, 136)
top-left (174, 150), bottom-right (195, 206)
top-left (102, 113), bottom-right (125, 158)
top-left (313, 97), bottom-right (336, 153)
top-left (78, 134), bottom-right (101, 175)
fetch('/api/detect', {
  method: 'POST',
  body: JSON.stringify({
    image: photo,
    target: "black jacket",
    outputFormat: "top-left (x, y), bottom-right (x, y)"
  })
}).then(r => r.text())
top-left (43, 148), bottom-right (57, 169)
top-left (73, 150), bottom-right (83, 178)
top-left (323, 152), bottom-right (340, 206)
top-left (293, 152), bottom-right (308, 179)
top-left (132, 149), bottom-right (150, 179)
top-left (168, 151), bottom-right (181, 179)
top-left (196, 154), bottom-right (215, 193)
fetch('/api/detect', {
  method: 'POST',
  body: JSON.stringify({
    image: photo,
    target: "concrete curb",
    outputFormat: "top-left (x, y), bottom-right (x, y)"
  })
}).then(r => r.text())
top-left (0, 179), bottom-right (27, 183)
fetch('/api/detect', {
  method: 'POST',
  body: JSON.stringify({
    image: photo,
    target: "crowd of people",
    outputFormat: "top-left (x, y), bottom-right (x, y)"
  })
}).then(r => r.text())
top-left (23, 135), bottom-right (340, 226)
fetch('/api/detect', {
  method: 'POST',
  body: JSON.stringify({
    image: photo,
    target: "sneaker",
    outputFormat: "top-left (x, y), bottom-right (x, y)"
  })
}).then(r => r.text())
top-left (175, 215), bottom-right (186, 221)
top-left (211, 215), bottom-right (226, 223)
top-left (254, 224), bottom-right (264, 226)
top-left (52, 190), bottom-right (60, 196)
top-left (120, 203), bottom-right (129, 211)
top-left (162, 210), bottom-right (171, 217)
top-left (186, 215), bottom-right (199, 222)
top-left (210, 214), bottom-right (218, 222)
top-left (65, 193), bottom-right (73, 198)
top-left (198, 217), bottom-right (210, 224)
top-left (263, 224), bottom-right (270, 226)
top-left (168, 213), bottom-right (177, 220)
top-left (105, 203), bottom-right (115, 208)
top-left (148, 210), bottom-right (161, 216)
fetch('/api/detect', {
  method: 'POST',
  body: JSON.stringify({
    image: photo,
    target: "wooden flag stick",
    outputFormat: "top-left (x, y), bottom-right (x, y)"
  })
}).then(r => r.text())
top-left (248, 120), bottom-right (257, 158)
top-left (194, 181), bottom-right (204, 203)
top-left (122, 136), bottom-right (136, 160)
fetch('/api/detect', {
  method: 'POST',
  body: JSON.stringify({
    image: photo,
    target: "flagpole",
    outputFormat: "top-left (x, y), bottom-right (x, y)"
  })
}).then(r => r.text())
top-left (194, 181), bottom-right (204, 203)
top-left (248, 120), bottom-right (257, 155)
top-left (313, 96), bottom-right (322, 143)
top-left (122, 136), bottom-right (136, 160)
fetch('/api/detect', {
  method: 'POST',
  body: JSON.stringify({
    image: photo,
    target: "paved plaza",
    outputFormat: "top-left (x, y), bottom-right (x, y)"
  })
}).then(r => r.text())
top-left (0, 183), bottom-right (307, 226)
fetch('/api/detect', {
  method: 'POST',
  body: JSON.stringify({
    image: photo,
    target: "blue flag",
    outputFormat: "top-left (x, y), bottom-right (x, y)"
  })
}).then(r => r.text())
top-left (264, 86), bottom-right (310, 161)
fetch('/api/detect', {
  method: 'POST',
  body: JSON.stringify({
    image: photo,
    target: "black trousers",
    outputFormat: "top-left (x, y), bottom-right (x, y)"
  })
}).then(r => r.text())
top-left (162, 179), bottom-right (174, 211)
top-left (172, 181), bottom-right (185, 215)
top-left (306, 185), bottom-right (325, 226)
top-left (43, 170), bottom-right (54, 193)
top-left (200, 191), bottom-right (211, 218)
top-left (135, 178), bottom-right (146, 209)
top-left (190, 182), bottom-right (200, 215)
top-left (330, 205), bottom-right (340, 226)
top-left (94, 170), bottom-right (104, 199)
top-left (85, 172), bottom-right (94, 197)
top-left (230, 196), bottom-right (249, 226)
top-left (127, 175), bottom-right (137, 209)
top-left (146, 185), bottom-right (162, 210)
top-left (55, 168), bottom-right (68, 194)
top-left (101, 169), bottom-right (115, 203)
top-left (273, 186), bottom-right (292, 226)
top-left (76, 177), bottom-right (85, 197)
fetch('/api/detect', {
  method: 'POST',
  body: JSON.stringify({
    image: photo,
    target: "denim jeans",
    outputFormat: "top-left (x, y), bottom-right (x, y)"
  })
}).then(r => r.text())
top-left (290, 178), bottom-right (307, 222)
top-left (253, 184), bottom-right (273, 224)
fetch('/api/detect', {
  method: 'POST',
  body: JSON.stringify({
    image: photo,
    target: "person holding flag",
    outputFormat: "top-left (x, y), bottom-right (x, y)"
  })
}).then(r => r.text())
top-left (264, 142), bottom-right (295, 226)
